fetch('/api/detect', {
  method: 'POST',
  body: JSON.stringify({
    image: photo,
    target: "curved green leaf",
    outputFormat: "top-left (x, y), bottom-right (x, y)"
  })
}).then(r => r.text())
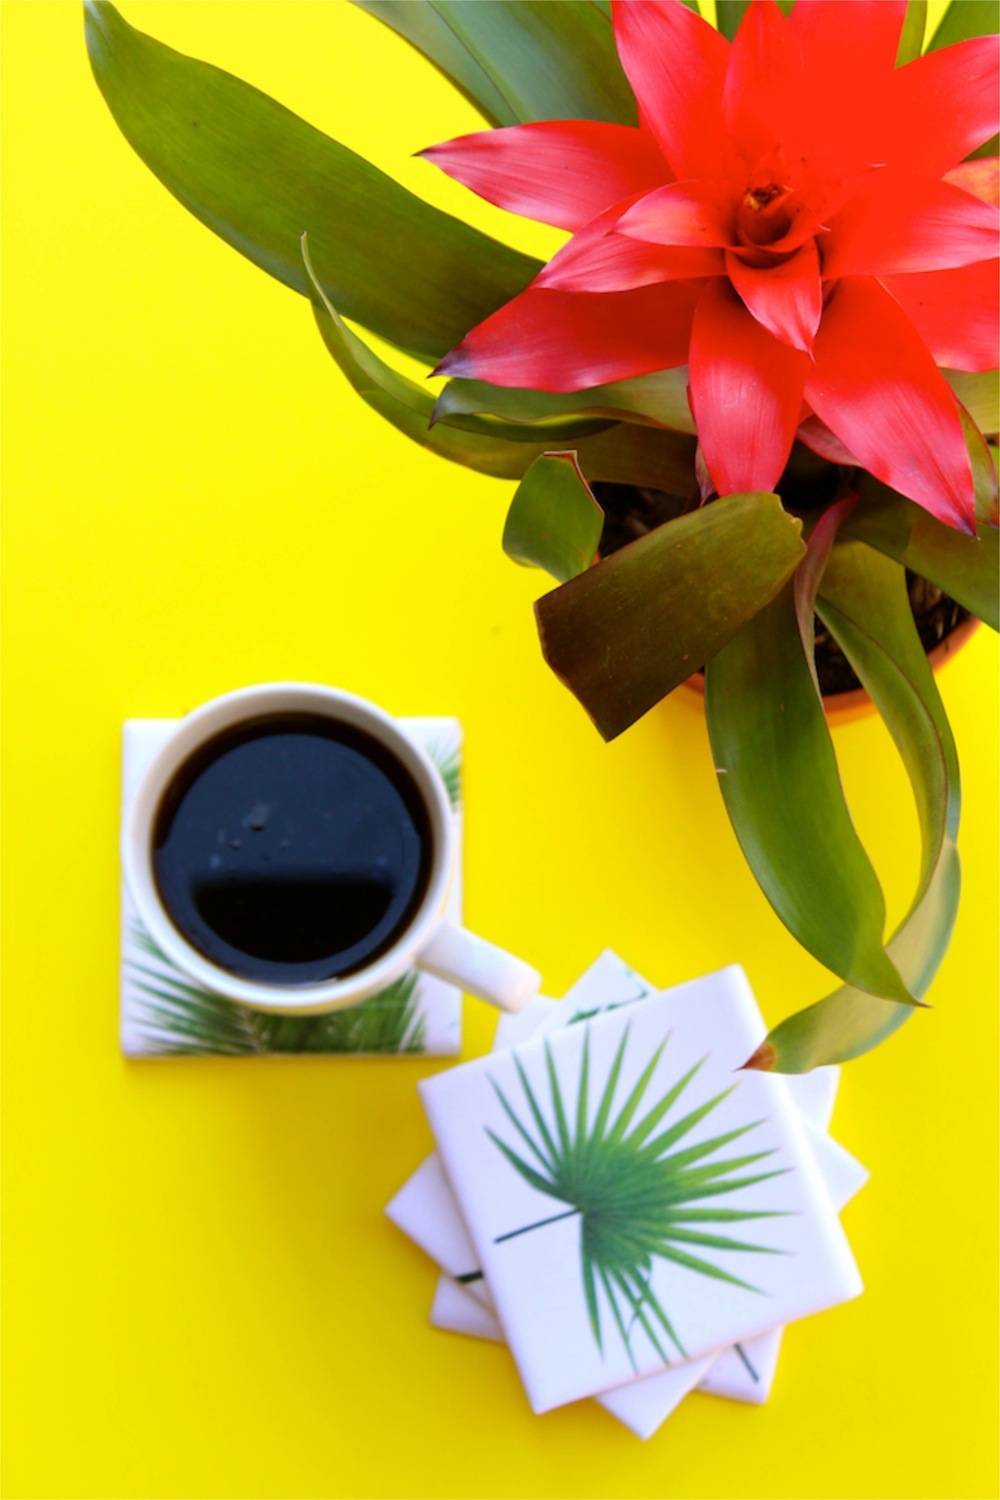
top-left (706, 560), bottom-right (913, 1005)
top-left (960, 403), bottom-right (1000, 525)
top-left (537, 493), bottom-right (806, 741)
top-left (84, 1), bottom-right (538, 362)
top-left (929, 0), bottom-right (998, 49)
top-left (435, 368), bottom-right (697, 437)
top-left (573, 424), bottom-right (697, 494)
top-left (746, 544), bottom-right (960, 1072)
top-left (944, 370), bottom-right (998, 438)
top-left (354, 0), bottom-right (637, 127)
top-left (715, 0), bottom-right (793, 42)
top-left (896, 1), bottom-right (928, 63)
top-left (848, 478), bottom-right (999, 629)
top-left (503, 454), bottom-right (603, 583)
top-left (303, 240), bottom-right (562, 478)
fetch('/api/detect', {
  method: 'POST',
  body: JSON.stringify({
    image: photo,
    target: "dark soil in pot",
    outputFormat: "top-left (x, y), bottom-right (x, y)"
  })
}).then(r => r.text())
top-left (592, 481), bottom-right (970, 699)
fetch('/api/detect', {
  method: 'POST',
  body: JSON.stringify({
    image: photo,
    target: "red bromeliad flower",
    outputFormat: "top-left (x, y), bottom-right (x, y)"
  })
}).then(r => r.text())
top-left (423, 0), bottom-right (999, 532)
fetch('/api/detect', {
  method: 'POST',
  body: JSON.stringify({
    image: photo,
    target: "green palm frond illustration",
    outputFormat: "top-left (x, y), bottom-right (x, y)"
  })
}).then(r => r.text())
top-left (486, 1025), bottom-right (790, 1371)
top-left (426, 741), bottom-right (461, 811)
top-left (127, 924), bottom-right (425, 1055)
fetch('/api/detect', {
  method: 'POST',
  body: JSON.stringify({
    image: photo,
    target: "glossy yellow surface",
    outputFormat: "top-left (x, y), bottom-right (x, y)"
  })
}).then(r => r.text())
top-left (2, 4), bottom-right (997, 1497)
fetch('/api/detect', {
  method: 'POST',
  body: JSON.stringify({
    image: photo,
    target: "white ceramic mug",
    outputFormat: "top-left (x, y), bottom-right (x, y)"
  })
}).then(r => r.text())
top-left (122, 683), bottom-right (540, 1016)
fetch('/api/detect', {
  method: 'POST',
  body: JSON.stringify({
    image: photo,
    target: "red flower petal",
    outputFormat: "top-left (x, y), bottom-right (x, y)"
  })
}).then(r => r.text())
top-left (539, 232), bottom-right (724, 293)
top-left (419, 121), bottom-right (669, 232)
top-left (723, 0), bottom-right (807, 168)
top-left (726, 240), bottom-right (822, 354)
top-left (822, 172), bottom-right (1000, 279)
top-left (611, 0), bottom-right (730, 179)
top-left (883, 37), bottom-right (1000, 178)
top-left (787, 1), bottom-right (907, 172)
top-left (532, 192), bottom-right (723, 292)
top-left (945, 157), bottom-right (1000, 208)
top-left (806, 277), bottom-right (976, 531)
top-left (788, 0), bottom-right (906, 75)
top-left (689, 279), bottom-right (807, 494)
top-left (434, 283), bottom-right (700, 392)
top-left (881, 260), bottom-right (1000, 372)
top-left (617, 181), bottom-right (735, 247)
top-left (797, 415), bottom-right (859, 466)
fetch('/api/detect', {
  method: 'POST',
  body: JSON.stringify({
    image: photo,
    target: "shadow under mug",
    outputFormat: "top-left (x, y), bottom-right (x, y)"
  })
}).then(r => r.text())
top-left (122, 682), bottom-right (540, 1016)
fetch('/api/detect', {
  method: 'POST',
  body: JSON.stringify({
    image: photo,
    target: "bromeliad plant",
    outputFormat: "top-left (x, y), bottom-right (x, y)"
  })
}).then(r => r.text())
top-left (86, 0), bottom-right (1000, 1072)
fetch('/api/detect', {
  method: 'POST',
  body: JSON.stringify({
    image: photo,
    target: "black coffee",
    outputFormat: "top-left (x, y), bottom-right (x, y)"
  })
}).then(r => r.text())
top-left (152, 713), bottom-right (432, 984)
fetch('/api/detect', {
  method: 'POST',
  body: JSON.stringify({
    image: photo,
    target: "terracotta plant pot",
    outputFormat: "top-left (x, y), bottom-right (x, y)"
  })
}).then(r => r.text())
top-left (681, 613), bottom-right (980, 723)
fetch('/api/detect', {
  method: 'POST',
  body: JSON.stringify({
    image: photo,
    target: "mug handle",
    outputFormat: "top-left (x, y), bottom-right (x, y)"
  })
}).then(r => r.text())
top-left (417, 920), bottom-right (539, 1013)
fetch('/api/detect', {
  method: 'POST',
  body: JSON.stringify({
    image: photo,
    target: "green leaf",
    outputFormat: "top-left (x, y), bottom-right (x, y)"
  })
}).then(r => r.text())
top-left (84, 1), bottom-right (538, 363)
top-left (928, 0), bottom-right (998, 49)
top-left (435, 368), bottom-right (697, 437)
top-left (715, 0), bottom-right (793, 42)
top-left (575, 424), bottom-right (698, 494)
top-left (746, 544), bottom-right (960, 1072)
top-left (896, 1), bottom-right (928, 63)
top-left (706, 575), bottom-right (913, 1005)
top-left (304, 246), bottom-right (555, 480)
top-left (354, 0), bottom-right (637, 128)
top-left (536, 493), bottom-right (805, 741)
top-left (959, 403), bottom-right (1000, 526)
top-left (944, 370), bottom-right (998, 437)
top-left (847, 478), bottom-right (999, 629)
top-left (502, 454), bottom-right (603, 583)
top-left (929, 1), bottom-right (999, 157)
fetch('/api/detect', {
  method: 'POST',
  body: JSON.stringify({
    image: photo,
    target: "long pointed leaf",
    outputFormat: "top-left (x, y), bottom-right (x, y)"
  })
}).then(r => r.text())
top-left (503, 454), bottom-right (604, 583)
top-left (639, 1086), bottom-right (737, 1159)
top-left (607, 1040), bottom-right (668, 1143)
top-left (746, 544), bottom-right (961, 1071)
top-left (538, 493), bottom-right (806, 741)
top-left (707, 582), bottom-right (914, 1003)
top-left (489, 1077), bottom-right (557, 1175)
top-left (434, 368), bottom-right (698, 438)
top-left (653, 1244), bottom-right (762, 1293)
top-left (302, 239), bottom-right (555, 480)
top-left (848, 478), bottom-right (999, 630)
top-left (84, 1), bottom-right (537, 363)
top-left (484, 1130), bottom-right (562, 1200)
top-left (581, 1246), bottom-right (603, 1352)
top-left (625, 1055), bottom-right (704, 1147)
top-left (512, 1052), bottom-right (559, 1165)
top-left (544, 1041), bottom-right (572, 1157)
top-left (354, 0), bottom-right (637, 127)
top-left (592, 1026), bottom-right (630, 1140)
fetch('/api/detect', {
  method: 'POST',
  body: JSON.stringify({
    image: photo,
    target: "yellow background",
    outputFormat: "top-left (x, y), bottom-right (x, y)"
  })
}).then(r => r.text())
top-left (2, 3), bottom-right (997, 1497)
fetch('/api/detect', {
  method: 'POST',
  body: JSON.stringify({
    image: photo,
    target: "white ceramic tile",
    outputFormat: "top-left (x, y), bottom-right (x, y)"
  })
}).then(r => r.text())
top-left (431, 1276), bottom-right (503, 1343)
top-left (421, 967), bottom-right (864, 1413)
top-left (121, 716), bottom-right (463, 1057)
top-left (784, 1068), bottom-right (841, 1133)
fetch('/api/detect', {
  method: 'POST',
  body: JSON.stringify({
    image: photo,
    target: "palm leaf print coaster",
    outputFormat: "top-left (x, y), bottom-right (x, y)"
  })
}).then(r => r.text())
top-left (120, 717), bottom-right (463, 1057)
top-left (420, 966), bottom-right (863, 1413)
top-left (389, 954), bottom-right (866, 1437)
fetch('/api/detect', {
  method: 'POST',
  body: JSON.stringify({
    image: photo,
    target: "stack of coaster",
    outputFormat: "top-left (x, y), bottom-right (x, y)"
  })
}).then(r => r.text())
top-left (387, 952), bottom-right (867, 1437)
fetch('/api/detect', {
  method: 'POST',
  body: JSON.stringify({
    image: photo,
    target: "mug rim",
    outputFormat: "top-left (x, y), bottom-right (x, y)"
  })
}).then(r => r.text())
top-left (122, 682), bottom-right (454, 1013)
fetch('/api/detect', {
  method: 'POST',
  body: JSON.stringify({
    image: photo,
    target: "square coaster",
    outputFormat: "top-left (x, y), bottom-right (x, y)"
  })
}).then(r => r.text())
top-left (389, 954), bottom-right (866, 1433)
top-left (121, 716), bottom-right (463, 1057)
top-left (420, 967), bottom-right (863, 1413)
